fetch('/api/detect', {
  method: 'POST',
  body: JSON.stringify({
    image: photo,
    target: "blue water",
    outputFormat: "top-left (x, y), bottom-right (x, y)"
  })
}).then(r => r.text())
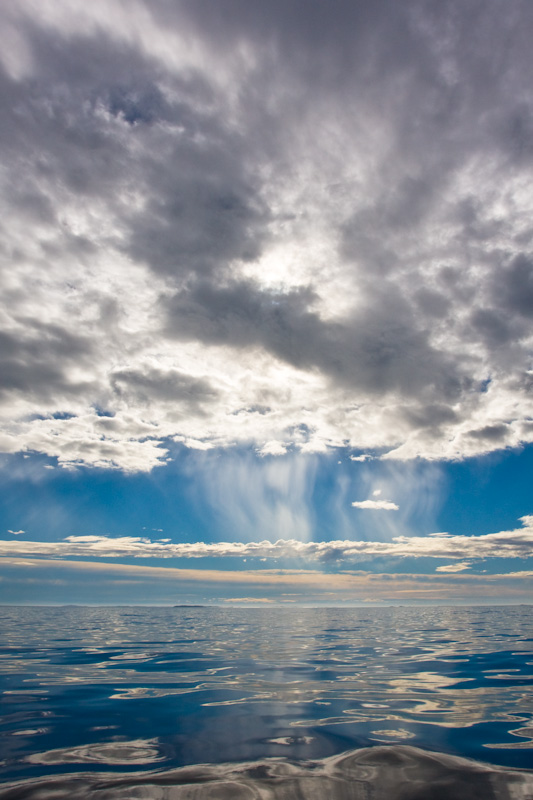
top-left (0, 606), bottom-right (532, 797)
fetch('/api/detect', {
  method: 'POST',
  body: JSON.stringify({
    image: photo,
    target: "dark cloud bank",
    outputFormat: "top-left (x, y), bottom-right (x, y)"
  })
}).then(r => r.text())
top-left (1, 0), bottom-right (533, 469)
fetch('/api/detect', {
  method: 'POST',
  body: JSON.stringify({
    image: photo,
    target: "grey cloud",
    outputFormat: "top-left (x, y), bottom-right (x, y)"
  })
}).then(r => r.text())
top-left (500, 104), bottom-right (533, 165)
top-left (467, 424), bottom-right (509, 442)
top-left (340, 178), bottom-right (439, 275)
top-left (521, 420), bottom-right (533, 436)
top-left (124, 139), bottom-right (268, 278)
top-left (166, 278), bottom-right (467, 400)
top-left (0, 65), bottom-right (119, 200)
top-left (401, 404), bottom-right (458, 433)
top-left (11, 187), bottom-right (56, 225)
top-left (106, 84), bottom-right (174, 127)
top-left (496, 254), bottom-right (533, 319)
top-left (0, 324), bottom-right (94, 401)
top-left (0, 23), bottom-right (249, 239)
top-left (151, 0), bottom-right (406, 74)
top-left (165, 280), bottom-right (319, 360)
top-left (14, 25), bottom-right (269, 280)
top-left (1, 0), bottom-right (533, 467)
top-left (413, 289), bottom-right (450, 320)
top-left (111, 366), bottom-right (218, 412)
top-left (469, 309), bottom-right (516, 348)
top-left (19, 27), bottom-right (269, 281)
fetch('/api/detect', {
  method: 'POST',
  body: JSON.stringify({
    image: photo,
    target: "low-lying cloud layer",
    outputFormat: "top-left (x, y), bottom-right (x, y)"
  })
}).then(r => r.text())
top-left (2, 516), bottom-right (533, 565)
top-left (1, 0), bottom-right (533, 469)
top-left (2, 557), bottom-right (533, 605)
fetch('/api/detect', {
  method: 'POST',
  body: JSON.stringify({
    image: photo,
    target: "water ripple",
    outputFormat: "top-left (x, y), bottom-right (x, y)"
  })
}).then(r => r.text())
top-left (0, 605), bottom-right (532, 790)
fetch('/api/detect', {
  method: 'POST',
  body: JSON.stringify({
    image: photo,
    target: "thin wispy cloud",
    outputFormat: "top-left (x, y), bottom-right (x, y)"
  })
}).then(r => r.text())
top-left (436, 562), bottom-right (471, 573)
top-left (1, 557), bottom-right (532, 605)
top-left (186, 452), bottom-right (318, 542)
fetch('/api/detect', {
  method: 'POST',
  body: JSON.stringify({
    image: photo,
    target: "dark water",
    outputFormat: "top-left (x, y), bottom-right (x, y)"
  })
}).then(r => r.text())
top-left (1, 606), bottom-right (532, 798)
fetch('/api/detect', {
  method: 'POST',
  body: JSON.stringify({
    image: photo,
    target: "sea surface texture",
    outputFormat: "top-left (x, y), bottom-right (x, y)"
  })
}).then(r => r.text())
top-left (0, 605), bottom-right (532, 798)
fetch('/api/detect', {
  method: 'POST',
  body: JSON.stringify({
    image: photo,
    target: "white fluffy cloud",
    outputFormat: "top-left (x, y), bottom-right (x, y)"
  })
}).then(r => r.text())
top-left (2, 515), bottom-right (533, 564)
top-left (1, 0), bottom-right (533, 470)
top-left (352, 500), bottom-right (399, 511)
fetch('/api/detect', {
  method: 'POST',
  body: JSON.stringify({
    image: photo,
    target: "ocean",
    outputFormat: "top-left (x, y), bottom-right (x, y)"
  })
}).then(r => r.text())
top-left (0, 605), bottom-right (532, 798)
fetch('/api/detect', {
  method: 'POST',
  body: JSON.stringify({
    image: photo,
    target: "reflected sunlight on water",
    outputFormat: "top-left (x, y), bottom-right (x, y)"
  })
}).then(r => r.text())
top-left (0, 606), bottom-right (532, 797)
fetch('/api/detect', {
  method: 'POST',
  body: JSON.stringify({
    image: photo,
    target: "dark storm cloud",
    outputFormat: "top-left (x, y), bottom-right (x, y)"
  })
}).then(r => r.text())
top-left (0, 40), bottom-right (126, 198)
top-left (495, 254), bottom-right (533, 319)
top-left (169, 0), bottom-right (533, 165)
top-left (0, 0), bottom-right (533, 466)
top-left (469, 309), bottom-right (516, 349)
top-left (0, 19), bottom-right (270, 279)
top-left (165, 278), bottom-right (468, 401)
top-left (149, 0), bottom-right (533, 397)
top-left (111, 366), bottom-right (218, 412)
top-left (124, 134), bottom-right (268, 278)
top-left (0, 324), bottom-right (94, 401)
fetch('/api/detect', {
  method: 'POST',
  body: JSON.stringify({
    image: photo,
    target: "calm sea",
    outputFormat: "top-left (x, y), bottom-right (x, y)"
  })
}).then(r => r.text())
top-left (0, 605), bottom-right (532, 798)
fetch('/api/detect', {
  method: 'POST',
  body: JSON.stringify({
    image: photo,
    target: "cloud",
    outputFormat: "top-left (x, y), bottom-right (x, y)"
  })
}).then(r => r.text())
top-left (352, 500), bottom-right (399, 511)
top-left (222, 597), bottom-right (275, 604)
top-left (0, 414), bottom-right (169, 472)
top-left (184, 451), bottom-right (318, 542)
top-left (1, 0), bottom-right (533, 469)
top-left (1, 557), bottom-right (532, 605)
top-left (436, 562), bottom-right (471, 573)
top-left (258, 441), bottom-right (288, 457)
top-left (2, 515), bottom-right (533, 563)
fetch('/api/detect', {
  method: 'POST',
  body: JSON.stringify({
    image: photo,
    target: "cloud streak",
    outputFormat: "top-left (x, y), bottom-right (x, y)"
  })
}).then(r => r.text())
top-left (1, 557), bottom-right (532, 605)
top-left (1, 516), bottom-right (533, 563)
top-left (352, 500), bottom-right (399, 511)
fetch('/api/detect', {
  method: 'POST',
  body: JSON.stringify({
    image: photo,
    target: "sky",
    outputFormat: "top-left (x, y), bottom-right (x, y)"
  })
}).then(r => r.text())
top-left (1, 0), bottom-right (533, 605)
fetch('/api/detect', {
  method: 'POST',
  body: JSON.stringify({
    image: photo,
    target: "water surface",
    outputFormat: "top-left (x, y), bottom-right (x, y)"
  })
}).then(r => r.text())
top-left (1, 606), bottom-right (532, 797)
